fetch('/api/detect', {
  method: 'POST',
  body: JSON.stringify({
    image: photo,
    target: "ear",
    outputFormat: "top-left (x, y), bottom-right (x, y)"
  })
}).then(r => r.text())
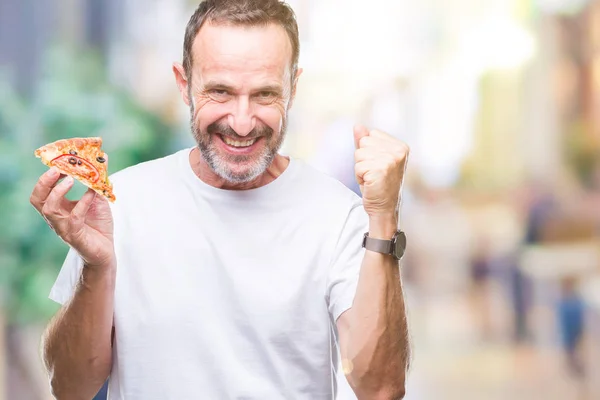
top-left (173, 62), bottom-right (191, 107)
top-left (288, 67), bottom-right (303, 110)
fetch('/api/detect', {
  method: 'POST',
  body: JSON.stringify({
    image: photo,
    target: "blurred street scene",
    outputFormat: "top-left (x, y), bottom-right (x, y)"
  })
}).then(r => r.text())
top-left (1, 0), bottom-right (600, 399)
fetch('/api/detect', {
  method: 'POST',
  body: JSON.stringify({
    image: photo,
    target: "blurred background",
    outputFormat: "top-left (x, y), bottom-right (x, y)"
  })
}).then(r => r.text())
top-left (1, 0), bottom-right (600, 399)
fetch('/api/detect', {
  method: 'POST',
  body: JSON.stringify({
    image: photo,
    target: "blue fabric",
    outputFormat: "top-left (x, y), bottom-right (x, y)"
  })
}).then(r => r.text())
top-left (93, 381), bottom-right (109, 400)
top-left (557, 296), bottom-right (584, 351)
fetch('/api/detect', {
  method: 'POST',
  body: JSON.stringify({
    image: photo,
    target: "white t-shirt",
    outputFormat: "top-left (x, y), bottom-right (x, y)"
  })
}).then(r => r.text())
top-left (49, 147), bottom-right (368, 400)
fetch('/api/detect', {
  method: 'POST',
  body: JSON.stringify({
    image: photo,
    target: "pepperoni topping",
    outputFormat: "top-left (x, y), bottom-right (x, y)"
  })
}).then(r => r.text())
top-left (50, 154), bottom-right (100, 183)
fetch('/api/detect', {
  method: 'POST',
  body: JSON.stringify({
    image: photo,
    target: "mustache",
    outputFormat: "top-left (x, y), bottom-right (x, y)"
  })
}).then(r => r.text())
top-left (206, 121), bottom-right (273, 141)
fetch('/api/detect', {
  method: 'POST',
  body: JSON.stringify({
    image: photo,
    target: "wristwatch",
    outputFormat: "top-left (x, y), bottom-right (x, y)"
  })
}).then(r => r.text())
top-left (362, 230), bottom-right (407, 261)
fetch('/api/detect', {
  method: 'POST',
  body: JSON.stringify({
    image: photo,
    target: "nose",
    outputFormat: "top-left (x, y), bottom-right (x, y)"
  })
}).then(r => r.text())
top-left (228, 96), bottom-right (256, 137)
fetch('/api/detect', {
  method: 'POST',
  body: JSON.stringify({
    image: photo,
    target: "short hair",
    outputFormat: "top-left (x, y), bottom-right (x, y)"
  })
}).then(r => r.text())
top-left (183, 0), bottom-right (300, 81)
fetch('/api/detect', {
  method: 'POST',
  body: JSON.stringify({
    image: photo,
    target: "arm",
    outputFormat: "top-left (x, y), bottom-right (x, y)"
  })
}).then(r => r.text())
top-left (338, 125), bottom-right (411, 399)
top-left (337, 214), bottom-right (409, 400)
top-left (29, 168), bottom-right (117, 399)
top-left (42, 262), bottom-right (116, 400)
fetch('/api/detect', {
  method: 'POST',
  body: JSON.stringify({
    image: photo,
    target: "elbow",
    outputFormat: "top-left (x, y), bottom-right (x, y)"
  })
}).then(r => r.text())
top-left (44, 358), bottom-right (71, 400)
top-left (46, 366), bottom-right (70, 400)
top-left (355, 383), bottom-right (406, 400)
top-left (41, 339), bottom-right (64, 398)
top-left (43, 347), bottom-right (108, 400)
top-left (376, 386), bottom-right (406, 400)
top-left (48, 377), bottom-right (66, 400)
top-left (347, 363), bottom-right (406, 400)
top-left (48, 371), bottom-right (106, 400)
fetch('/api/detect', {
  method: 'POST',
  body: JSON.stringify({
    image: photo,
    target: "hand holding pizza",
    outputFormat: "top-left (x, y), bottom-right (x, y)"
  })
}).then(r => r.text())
top-left (353, 125), bottom-right (409, 218)
top-left (30, 138), bottom-right (116, 269)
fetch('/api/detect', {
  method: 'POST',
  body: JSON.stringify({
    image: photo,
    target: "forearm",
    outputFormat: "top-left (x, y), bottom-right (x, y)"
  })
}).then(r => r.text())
top-left (344, 215), bottom-right (409, 399)
top-left (42, 263), bottom-right (116, 400)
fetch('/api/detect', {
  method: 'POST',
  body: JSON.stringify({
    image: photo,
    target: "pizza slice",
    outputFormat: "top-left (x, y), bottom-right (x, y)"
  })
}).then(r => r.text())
top-left (34, 137), bottom-right (116, 202)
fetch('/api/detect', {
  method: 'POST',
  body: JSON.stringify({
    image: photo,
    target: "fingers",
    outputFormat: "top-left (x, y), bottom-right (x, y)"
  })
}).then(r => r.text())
top-left (355, 160), bottom-right (375, 185)
top-left (40, 176), bottom-right (74, 234)
top-left (354, 130), bottom-right (410, 171)
top-left (30, 167), bottom-right (62, 211)
top-left (354, 145), bottom-right (393, 163)
top-left (70, 189), bottom-right (96, 229)
top-left (369, 129), bottom-right (395, 142)
top-left (355, 127), bottom-right (396, 149)
top-left (355, 127), bottom-right (410, 153)
top-left (66, 189), bottom-right (96, 242)
top-left (353, 125), bottom-right (370, 150)
top-left (45, 176), bottom-right (74, 208)
top-left (355, 130), bottom-right (394, 150)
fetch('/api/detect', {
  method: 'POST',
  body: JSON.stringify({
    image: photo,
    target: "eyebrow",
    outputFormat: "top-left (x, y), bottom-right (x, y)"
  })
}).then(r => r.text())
top-left (202, 81), bottom-right (283, 94)
top-left (203, 81), bottom-right (237, 92)
top-left (253, 85), bottom-right (283, 94)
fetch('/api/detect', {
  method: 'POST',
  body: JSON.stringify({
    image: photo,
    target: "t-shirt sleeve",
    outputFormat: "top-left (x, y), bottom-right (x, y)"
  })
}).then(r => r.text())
top-left (48, 247), bottom-right (85, 305)
top-left (326, 201), bottom-right (369, 322)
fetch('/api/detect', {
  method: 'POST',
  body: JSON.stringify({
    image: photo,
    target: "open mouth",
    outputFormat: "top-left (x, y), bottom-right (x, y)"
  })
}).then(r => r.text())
top-left (217, 134), bottom-right (262, 154)
top-left (221, 135), bottom-right (258, 148)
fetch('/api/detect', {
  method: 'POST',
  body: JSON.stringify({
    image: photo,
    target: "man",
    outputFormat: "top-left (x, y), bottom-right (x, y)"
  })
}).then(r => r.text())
top-left (30, 1), bottom-right (410, 399)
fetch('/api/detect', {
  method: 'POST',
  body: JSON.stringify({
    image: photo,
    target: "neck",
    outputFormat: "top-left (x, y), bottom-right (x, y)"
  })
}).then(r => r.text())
top-left (189, 147), bottom-right (289, 190)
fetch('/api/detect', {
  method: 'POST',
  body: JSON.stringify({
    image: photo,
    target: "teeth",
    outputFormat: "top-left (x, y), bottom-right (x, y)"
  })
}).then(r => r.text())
top-left (223, 136), bottom-right (256, 147)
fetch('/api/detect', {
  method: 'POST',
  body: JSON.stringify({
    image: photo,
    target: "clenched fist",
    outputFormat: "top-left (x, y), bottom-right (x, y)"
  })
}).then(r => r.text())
top-left (354, 125), bottom-right (409, 219)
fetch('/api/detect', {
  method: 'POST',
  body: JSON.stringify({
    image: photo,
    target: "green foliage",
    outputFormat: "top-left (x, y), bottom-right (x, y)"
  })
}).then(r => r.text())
top-left (0, 45), bottom-right (179, 324)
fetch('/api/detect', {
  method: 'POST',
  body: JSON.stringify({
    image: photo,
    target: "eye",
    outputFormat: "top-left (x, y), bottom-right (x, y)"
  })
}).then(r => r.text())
top-left (255, 91), bottom-right (278, 104)
top-left (207, 89), bottom-right (232, 102)
top-left (209, 89), bottom-right (229, 96)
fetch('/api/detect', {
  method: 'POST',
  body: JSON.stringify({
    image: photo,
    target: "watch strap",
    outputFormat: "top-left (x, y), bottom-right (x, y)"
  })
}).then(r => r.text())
top-left (362, 234), bottom-right (394, 255)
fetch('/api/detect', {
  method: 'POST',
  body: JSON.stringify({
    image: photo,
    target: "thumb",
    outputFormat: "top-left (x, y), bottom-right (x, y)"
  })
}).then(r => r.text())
top-left (353, 124), bottom-right (370, 149)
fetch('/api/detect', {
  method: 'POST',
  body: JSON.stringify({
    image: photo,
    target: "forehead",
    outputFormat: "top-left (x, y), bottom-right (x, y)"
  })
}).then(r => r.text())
top-left (192, 22), bottom-right (293, 84)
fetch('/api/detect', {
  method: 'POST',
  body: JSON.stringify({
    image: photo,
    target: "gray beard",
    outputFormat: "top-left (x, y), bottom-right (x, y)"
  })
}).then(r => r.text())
top-left (189, 104), bottom-right (287, 184)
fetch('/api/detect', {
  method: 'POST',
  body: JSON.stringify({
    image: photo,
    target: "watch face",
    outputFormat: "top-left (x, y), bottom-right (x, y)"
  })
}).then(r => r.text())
top-left (394, 231), bottom-right (407, 260)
